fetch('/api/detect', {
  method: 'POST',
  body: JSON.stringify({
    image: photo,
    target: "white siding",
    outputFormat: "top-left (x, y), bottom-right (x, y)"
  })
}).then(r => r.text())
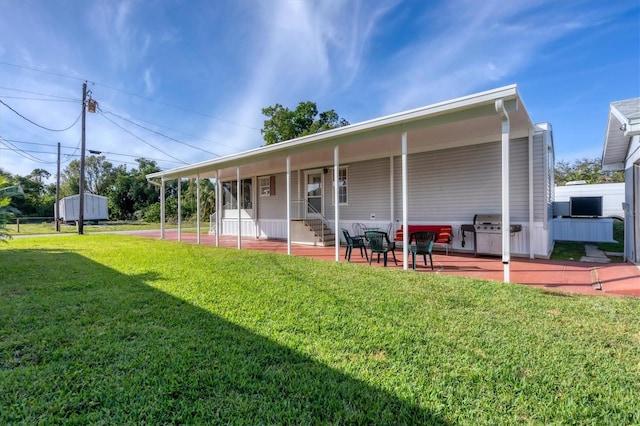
top-left (392, 139), bottom-right (530, 223)
top-left (256, 173), bottom-right (299, 219)
top-left (323, 158), bottom-right (391, 221)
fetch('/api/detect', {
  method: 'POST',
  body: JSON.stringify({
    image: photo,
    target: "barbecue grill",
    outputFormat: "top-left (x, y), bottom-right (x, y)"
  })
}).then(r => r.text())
top-left (472, 214), bottom-right (522, 256)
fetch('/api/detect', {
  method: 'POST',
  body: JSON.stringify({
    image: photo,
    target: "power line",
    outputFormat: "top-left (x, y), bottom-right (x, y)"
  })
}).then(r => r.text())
top-left (112, 111), bottom-right (238, 151)
top-left (0, 136), bottom-right (52, 164)
top-left (100, 108), bottom-right (220, 156)
top-left (0, 95), bottom-right (77, 103)
top-left (0, 146), bottom-right (160, 169)
top-left (96, 109), bottom-right (188, 165)
top-left (2, 138), bottom-right (186, 165)
top-left (0, 99), bottom-right (82, 132)
top-left (1, 60), bottom-right (261, 132)
top-left (0, 139), bottom-right (77, 150)
top-left (0, 85), bottom-right (79, 102)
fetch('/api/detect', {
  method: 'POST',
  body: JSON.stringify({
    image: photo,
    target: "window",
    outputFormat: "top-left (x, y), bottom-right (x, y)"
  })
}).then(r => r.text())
top-left (332, 167), bottom-right (348, 205)
top-left (222, 178), bottom-right (253, 209)
top-left (259, 176), bottom-right (275, 197)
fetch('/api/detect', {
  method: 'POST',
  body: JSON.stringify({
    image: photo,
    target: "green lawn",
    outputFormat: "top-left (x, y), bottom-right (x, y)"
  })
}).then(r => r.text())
top-left (6, 220), bottom-right (210, 235)
top-left (1, 235), bottom-right (639, 424)
top-left (551, 220), bottom-right (625, 262)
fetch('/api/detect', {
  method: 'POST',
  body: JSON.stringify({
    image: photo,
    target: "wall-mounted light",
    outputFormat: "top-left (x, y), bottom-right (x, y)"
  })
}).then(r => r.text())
top-left (620, 123), bottom-right (627, 132)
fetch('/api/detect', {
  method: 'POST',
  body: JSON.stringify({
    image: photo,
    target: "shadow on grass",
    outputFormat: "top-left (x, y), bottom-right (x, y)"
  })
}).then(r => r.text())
top-left (0, 249), bottom-right (447, 425)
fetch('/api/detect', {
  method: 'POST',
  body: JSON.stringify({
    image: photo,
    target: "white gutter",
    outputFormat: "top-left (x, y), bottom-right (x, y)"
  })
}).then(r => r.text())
top-left (177, 179), bottom-right (182, 242)
top-left (401, 131), bottom-right (409, 270)
top-left (496, 99), bottom-right (511, 283)
top-left (236, 167), bottom-right (241, 249)
top-left (215, 171), bottom-right (220, 246)
top-left (196, 174), bottom-right (201, 244)
top-left (334, 145), bottom-right (340, 261)
top-left (160, 177), bottom-right (166, 240)
top-left (528, 128), bottom-right (534, 259)
top-left (286, 156), bottom-right (291, 255)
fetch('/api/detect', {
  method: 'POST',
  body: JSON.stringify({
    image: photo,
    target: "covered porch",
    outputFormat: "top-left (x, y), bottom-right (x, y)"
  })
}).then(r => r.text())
top-left (147, 85), bottom-right (552, 283)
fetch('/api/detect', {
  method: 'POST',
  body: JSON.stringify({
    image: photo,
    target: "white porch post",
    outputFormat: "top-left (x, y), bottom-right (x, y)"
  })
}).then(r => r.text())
top-left (402, 131), bottom-right (409, 270)
top-left (236, 167), bottom-right (241, 249)
top-left (528, 129), bottom-right (535, 259)
top-left (286, 156), bottom-right (291, 255)
top-left (390, 156), bottom-right (394, 232)
top-left (334, 145), bottom-right (340, 262)
top-left (160, 177), bottom-right (165, 240)
top-left (496, 99), bottom-right (511, 282)
top-left (215, 170), bottom-right (220, 247)
top-left (177, 178), bottom-right (182, 242)
top-left (196, 174), bottom-right (201, 244)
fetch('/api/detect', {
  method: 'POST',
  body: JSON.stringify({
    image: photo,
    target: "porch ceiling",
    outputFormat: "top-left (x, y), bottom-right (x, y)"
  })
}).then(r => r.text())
top-left (148, 85), bottom-right (533, 182)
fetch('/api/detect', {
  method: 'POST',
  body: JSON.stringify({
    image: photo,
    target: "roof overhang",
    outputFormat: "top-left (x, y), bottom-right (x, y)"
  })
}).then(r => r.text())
top-left (147, 84), bottom-right (534, 182)
top-left (602, 98), bottom-right (640, 171)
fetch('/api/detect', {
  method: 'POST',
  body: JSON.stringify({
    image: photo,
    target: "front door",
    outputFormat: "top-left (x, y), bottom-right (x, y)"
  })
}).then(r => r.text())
top-left (305, 171), bottom-right (323, 216)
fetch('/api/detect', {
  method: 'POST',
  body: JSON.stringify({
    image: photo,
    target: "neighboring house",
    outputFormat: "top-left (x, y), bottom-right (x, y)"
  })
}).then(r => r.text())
top-left (147, 85), bottom-right (556, 282)
top-left (601, 97), bottom-right (640, 264)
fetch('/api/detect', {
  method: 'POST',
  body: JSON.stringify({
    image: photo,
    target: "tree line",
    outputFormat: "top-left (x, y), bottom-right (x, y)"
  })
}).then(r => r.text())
top-left (0, 157), bottom-right (215, 223)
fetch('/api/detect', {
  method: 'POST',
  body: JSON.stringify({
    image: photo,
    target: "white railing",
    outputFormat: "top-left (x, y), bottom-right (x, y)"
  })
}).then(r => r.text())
top-left (290, 199), bottom-right (331, 242)
top-left (208, 212), bottom-right (217, 234)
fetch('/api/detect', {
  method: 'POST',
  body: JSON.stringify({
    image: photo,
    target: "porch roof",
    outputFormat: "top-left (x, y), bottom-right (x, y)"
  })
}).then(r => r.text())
top-left (602, 98), bottom-right (640, 171)
top-left (147, 84), bottom-right (533, 182)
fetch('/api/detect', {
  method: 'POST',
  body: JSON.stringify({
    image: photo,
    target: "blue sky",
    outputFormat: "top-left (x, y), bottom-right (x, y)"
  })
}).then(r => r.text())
top-left (0, 0), bottom-right (638, 181)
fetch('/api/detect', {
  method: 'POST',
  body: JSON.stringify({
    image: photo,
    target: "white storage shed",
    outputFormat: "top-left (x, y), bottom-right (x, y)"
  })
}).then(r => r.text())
top-left (58, 193), bottom-right (109, 222)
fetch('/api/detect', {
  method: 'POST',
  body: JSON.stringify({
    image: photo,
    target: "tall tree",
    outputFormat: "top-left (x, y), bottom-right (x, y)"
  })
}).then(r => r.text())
top-left (60, 155), bottom-right (117, 197)
top-left (261, 101), bottom-right (349, 145)
top-left (555, 158), bottom-right (624, 186)
top-left (108, 159), bottom-right (162, 220)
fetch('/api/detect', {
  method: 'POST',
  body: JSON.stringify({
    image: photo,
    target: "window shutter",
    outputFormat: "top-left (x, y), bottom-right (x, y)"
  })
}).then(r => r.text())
top-left (270, 176), bottom-right (276, 196)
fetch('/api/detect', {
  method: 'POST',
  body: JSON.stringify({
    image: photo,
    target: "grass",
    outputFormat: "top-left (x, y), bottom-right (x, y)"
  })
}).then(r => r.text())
top-left (551, 220), bottom-right (625, 262)
top-left (6, 220), bottom-right (210, 235)
top-left (1, 235), bottom-right (639, 424)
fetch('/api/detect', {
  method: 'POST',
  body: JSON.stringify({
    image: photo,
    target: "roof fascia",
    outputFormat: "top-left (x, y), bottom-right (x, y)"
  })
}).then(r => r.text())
top-left (147, 84), bottom-right (521, 181)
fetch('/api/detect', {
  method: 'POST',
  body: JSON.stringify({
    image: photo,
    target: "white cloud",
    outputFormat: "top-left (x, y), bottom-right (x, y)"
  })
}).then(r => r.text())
top-left (143, 68), bottom-right (154, 96)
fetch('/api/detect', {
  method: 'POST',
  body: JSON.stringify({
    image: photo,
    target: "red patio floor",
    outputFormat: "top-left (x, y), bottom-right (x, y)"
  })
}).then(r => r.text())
top-left (131, 230), bottom-right (640, 298)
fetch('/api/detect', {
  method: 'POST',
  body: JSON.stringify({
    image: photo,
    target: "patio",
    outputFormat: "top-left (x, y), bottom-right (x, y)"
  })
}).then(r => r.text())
top-left (132, 230), bottom-right (640, 298)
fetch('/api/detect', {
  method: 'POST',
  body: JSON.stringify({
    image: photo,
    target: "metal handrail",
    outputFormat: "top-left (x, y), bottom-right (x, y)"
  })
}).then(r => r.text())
top-left (208, 211), bottom-right (217, 234)
top-left (291, 199), bottom-right (331, 242)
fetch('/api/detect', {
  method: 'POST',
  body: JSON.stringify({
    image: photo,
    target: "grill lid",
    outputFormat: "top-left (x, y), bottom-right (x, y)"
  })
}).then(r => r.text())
top-left (473, 214), bottom-right (502, 225)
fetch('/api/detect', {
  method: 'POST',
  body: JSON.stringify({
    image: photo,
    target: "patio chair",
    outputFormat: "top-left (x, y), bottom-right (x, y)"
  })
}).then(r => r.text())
top-left (365, 230), bottom-right (398, 267)
top-left (352, 222), bottom-right (366, 238)
top-left (341, 228), bottom-right (368, 262)
top-left (409, 231), bottom-right (437, 270)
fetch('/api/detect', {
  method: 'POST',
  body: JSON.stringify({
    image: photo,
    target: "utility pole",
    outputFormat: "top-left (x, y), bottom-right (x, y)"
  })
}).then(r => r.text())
top-left (78, 82), bottom-right (87, 234)
top-left (55, 142), bottom-right (61, 232)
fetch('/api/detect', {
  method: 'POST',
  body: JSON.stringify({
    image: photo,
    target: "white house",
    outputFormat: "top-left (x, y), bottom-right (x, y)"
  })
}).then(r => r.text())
top-left (601, 97), bottom-right (640, 264)
top-left (147, 85), bottom-right (556, 282)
